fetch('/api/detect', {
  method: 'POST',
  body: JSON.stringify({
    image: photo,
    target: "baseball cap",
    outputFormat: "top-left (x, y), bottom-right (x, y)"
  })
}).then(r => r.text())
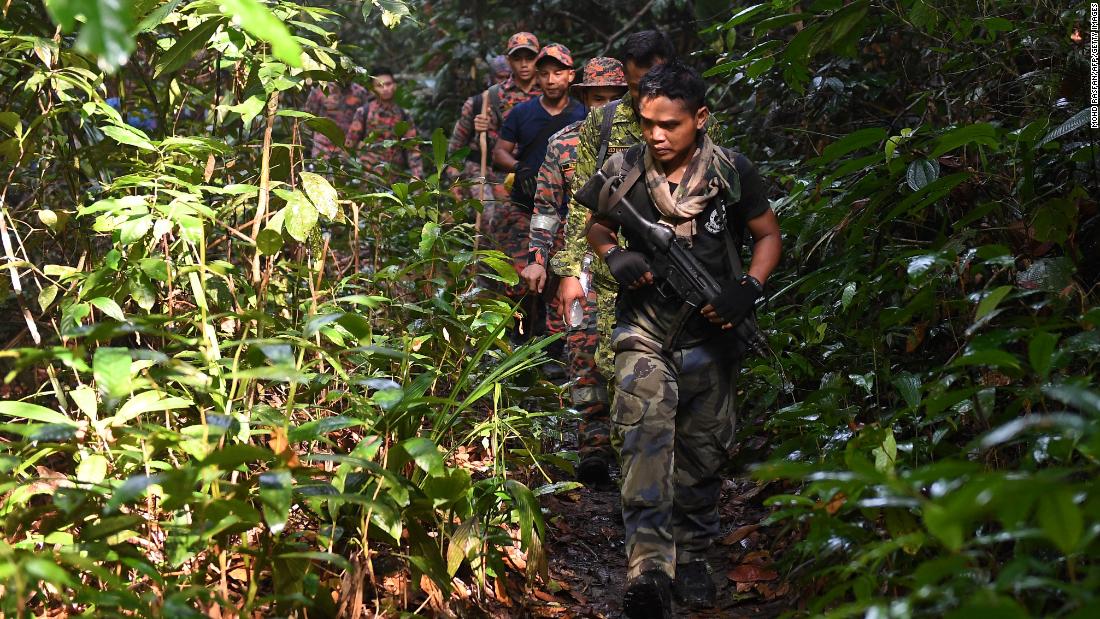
top-left (535, 43), bottom-right (574, 69)
top-left (506, 32), bottom-right (540, 56)
top-left (571, 56), bottom-right (627, 92)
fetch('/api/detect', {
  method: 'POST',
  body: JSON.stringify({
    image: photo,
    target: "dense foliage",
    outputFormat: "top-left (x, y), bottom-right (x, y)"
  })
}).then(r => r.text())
top-left (1, 0), bottom-right (1098, 616)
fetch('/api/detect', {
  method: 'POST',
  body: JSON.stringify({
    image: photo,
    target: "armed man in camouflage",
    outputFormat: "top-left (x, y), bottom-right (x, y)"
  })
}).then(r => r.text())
top-left (580, 61), bottom-right (781, 617)
top-left (303, 80), bottom-right (371, 160)
top-left (519, 57), bottom-right (628, 487)
top-left (345, 66), bottom-right (424, 181)
top-left (553, 32), bottom-right (675, 377)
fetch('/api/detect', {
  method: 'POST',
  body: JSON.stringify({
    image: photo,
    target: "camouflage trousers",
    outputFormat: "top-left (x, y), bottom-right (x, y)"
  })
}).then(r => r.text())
top-left (566, 283), bottom-right (612, 461)
top-left (611, 324), bottom-right (738, 580)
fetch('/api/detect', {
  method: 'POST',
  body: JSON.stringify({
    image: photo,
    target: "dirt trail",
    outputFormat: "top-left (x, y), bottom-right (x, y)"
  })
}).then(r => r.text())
top-left (519, 477), bottom-right (796, 618)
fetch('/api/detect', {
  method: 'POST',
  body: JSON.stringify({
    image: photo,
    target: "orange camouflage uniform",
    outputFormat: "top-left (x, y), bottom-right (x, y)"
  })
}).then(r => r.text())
top-left (346, 100), bottom-right (424, 179)
top-left (304, 83), bottom-right (371, 159)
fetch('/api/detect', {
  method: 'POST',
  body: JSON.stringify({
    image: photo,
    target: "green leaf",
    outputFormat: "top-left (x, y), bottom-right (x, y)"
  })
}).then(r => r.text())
top-left (155, 18), bottom-right (224, 77)
top-left (872, 429), bottom-right (897, 475)
top-left (46, 0), bottom-right (136, 71)
top-left (256, 228), bottom-right (283, 255)
top-left (1039, 108), bottom-right (1091, 146)
top-left (400, 437), bottom-right (444, 477)
top-left (951, 348), bottom-right (1020, 371)
top-left (930, 123), bottom-right (998, 158)
top-left (76, 453), bottom-right (109, 484)
top-left (0, 401), bottom-right (75, 425)
top-left (101, 124), bottom-right (156, 150)
top-left (892, 373), bottom-right (921, 409)
top-left (24, 558), bottom-right (75, 588)
top-left (90, 296), bottom-right (126, 321)
top-left (446, 517), bottom-right (481, 576)
top-left (138, 257), bottom-right (169, 281)
top-left (923, 503), bottom-right (963, 551)
top-left (974, 285), bottom-right (1012, 320)
top-left (299, 172), bottom-right (339, 220)
top-left (431, 127), bottom-right (446, 173)
top-left (276, 551), bottom-right (352, 572)
top-left (218, 0), bottom-right (303, 67)
top-left (119, 214), bottom-right (154, 244)
top-left (813, 128), bottom-right (886, 165)
top-left (417, 221), bottom-right (440, 257)
top-left (282, 190), bottom-right (317, 242)
top-left (94, 347), bottom-right (133, 399)
top-left (1037, 488), bottom-right (1082, 554)
top-left (1028, 332), bottom-right (1058, 378)
top-left (304, 116), bottom-right (345, 151)
top-left (111, 391), bottom-right (192, 426)
top-left (906, 159), bottom-right (939, 191)
top-left (259, 469), bottom-right (293, 534)
top-left (38, 284), bottom-right (59, 312)
top-left (1043, 384), bottom-right (1100, 416)
top-left (226, 95), bottom-right (266, 126)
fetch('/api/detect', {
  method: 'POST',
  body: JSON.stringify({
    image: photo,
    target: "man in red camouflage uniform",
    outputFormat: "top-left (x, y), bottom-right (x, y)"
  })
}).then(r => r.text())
top-left (520, 57), bottom-right (628, 487)
top-left (303, 81), bottom-right (371, 159)
top-left (448, 35), bottom-right (542, 243)
top-left (446, 56), bottom-right (512, 223)
top-left (346, 67), bottom-right (424, 181)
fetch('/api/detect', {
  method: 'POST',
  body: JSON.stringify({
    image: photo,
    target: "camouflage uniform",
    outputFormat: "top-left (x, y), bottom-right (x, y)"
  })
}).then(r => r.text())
top-left (447, 93), bottom-right (510, 235)
top-left (550, 92), bottom-right (644, 378)
top-left (303, 83), bottom-right (371, 159)
top-left (595, 141), bottom-right (772, 583)
top-left (530, 120), bottom-right (610, 460)
top-left (346, 100), bottom-right (424, 179)
top-left (551, 96), bottom-right (721, 377)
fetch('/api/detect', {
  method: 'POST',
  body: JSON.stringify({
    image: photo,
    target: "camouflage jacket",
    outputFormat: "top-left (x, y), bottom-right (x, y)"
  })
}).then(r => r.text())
top-left (551, 92), bottom-right (720, 279)
top-left (550, 92), bottom-right (642, 280)
top-left (303, 83), bottom-right (371, 158)
top-left (347, 100), bottom-right (424, 178)
top-left (446, 77), bottom-right (541, 165)
top-left (528, 120), bottom-right (582, 265)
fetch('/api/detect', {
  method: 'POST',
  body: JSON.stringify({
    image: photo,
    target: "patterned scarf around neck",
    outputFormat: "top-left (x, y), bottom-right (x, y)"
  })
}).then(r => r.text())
top-left (642, 134), bottom-right (728, 239)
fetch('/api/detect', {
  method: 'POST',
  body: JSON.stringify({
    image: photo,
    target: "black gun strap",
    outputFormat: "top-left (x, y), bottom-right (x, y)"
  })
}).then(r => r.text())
top-left (595, 99), bottom-right (620, 170)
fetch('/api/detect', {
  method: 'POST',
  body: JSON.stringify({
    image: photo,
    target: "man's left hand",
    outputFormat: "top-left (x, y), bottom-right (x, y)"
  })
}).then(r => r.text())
top-left (701, 279), bottom-right (761, 329)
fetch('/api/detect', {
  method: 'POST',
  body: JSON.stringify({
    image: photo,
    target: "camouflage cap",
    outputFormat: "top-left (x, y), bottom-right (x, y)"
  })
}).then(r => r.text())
top-left (506, 32), bottom-right (540, 56)
top-left (571, 56), bottom-right (627, 91)
top-left (535, 42), bottom-right (574, 69)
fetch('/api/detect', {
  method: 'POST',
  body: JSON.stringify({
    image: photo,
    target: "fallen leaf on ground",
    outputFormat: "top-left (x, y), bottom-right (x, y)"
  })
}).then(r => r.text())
top-left (719, 524), bottom-right (759, 546)
top-left (727, 563), bottom-right (778, 583)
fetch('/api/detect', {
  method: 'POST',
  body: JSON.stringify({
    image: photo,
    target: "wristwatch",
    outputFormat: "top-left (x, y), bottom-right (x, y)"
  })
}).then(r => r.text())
top-left (602, 245), bottom-right (624, 262)
top-left (741, 274), bottom-right (764, 294)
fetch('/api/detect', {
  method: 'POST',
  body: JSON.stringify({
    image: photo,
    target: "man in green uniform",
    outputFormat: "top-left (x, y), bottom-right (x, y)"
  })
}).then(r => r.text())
top-left (580, 61), bottom-right (781, 618)
top-left (519, 57), bottom-right (628, 487)
top-left (553, 31), bottom-right (676, 375)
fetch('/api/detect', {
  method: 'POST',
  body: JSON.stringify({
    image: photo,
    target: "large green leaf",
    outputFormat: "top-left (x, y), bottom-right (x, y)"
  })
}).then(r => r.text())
top-left (219, 0), bottom-right (303, 67)
top-left (1037, 489), bottom-right (1083, 555)
top-left (299, 172), bottom-right (339, 220)
top-left (281, 190), bottom-right (318, 242)
top-left (155, 18), bottom-right (225, 77)
top-left (46, 0), bottom-right (136, 70)
top-left (0, 402), bottom-right (75, 426)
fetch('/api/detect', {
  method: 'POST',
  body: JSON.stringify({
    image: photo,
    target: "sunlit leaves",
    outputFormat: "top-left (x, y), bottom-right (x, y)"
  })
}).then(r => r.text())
top-left (218, 0), bottom-right (303, 67)
top-left (46, 0), bottom-right (136, 71)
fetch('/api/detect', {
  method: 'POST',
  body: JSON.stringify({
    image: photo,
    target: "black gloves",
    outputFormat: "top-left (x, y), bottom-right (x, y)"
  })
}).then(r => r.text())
top-left (513, 164), bottom-right (537, 197)
top-left (709, 278), bottom-right (761, 325)
top-left (605, 248), bottom-right (652, 286)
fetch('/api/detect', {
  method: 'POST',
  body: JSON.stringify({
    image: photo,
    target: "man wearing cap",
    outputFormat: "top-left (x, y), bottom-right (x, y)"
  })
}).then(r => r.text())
top-left (446, 55), bottom-right (512, 205)
top-left (446, 34), bottom-right (541, 263)
top-left (519, 57), bottom-right (628, 487)
top-left (492, 43), bottom-right (586, 342)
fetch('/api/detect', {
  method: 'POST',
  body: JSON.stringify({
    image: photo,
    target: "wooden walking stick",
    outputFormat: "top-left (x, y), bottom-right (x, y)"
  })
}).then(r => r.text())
top-left (474, 91), bottom-right (490, 253)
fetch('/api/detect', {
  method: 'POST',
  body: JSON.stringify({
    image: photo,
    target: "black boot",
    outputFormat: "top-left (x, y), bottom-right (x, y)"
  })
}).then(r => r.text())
top-left (623, 569), bottom-right (672, 619)
top-left (575, 455), bottom-right (614, 490)
top-left (672, 559), bottom-right (717, 608)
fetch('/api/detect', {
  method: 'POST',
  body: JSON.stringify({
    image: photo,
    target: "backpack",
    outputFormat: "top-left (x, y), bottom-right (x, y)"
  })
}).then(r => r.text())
top-left (472, 84), bottom-right (505, 130)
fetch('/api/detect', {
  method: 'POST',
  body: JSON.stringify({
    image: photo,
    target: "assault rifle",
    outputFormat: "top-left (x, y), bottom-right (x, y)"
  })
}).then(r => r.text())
top-left (578, 169), bottom-right (769, 356)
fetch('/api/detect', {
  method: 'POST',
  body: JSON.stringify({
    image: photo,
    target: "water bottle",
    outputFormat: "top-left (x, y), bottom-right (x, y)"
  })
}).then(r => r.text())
top-left (567, 253), bottom-right (593, 328)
